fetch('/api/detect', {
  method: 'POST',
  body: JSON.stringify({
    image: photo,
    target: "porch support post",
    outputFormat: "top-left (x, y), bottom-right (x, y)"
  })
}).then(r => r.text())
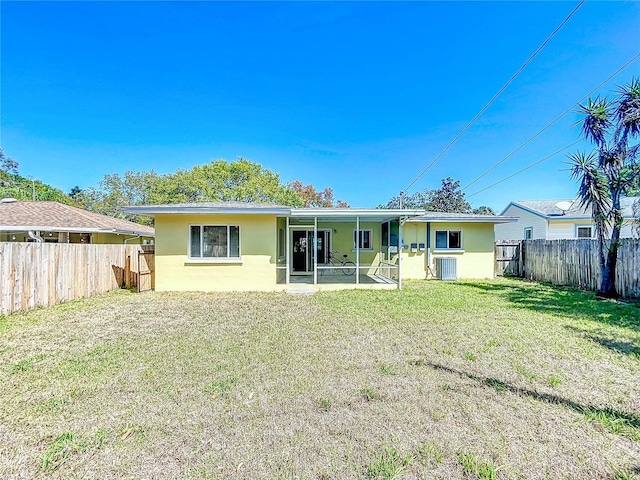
top-left (355, 216), bottom-right (360, 285)
top-left (285, 216), bottom-right (290, 284)
top-left (313, 216), bottom-right (318, 285)
top-left (398, 216), bottom-right (403, 290)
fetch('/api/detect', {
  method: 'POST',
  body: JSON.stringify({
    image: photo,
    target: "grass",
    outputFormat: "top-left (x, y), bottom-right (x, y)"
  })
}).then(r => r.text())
top-left (367, 446), bottom-right (413, 479)
top-left (1, 278), bottom-right (639, 479)
top-left (458, 452), bottom-right (501, 479)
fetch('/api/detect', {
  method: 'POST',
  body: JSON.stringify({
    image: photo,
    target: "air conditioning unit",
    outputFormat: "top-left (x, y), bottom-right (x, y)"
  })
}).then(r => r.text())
top-left (435, 257), bottom-right (457, 280)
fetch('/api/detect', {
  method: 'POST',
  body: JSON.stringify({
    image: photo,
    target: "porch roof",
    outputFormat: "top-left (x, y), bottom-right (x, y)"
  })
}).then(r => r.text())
top-left (406, 212), bottom-right (518, 224)
top-left (288, 208), bottom-right (425, 223)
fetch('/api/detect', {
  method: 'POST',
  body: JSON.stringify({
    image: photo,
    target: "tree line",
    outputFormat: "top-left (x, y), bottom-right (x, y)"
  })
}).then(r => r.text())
top-left (2, 150), bottom-right (495, 227)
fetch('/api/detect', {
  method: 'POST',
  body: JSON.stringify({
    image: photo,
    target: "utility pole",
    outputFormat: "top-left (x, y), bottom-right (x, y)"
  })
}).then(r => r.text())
top-left (28, 175), bottom-right (35, 201)
top-left (399, 191), bottom-right (404, 209)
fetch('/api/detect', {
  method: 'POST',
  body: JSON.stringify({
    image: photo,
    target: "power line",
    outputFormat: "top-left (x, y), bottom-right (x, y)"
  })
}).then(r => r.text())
top-left (466, 140), bottom-right (581, 198)
top-left (462, 52), bottom-right (640, 192)
top-left (403, 0), bottom-right (585, 195)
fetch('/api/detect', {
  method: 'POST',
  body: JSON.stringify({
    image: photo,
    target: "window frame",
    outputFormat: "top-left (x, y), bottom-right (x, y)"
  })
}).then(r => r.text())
top-left (353, 229), bottom-right (373, 250)
top-left (576, 225), bottom-right (594, 238)
top-left (524, 227), bottom-right (533, 240)
top-left (434, 230), bottom-right (462, 250)
top-left (278, 227), bottom-right (285, 259)
top-left (188, 224), bottom-right (241, 260)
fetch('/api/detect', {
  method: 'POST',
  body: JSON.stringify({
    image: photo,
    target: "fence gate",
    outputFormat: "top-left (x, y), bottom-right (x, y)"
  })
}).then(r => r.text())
top-left (495, 240), bottom-right (523, 277)
top-left (138, 249), bottom-right (155, 293)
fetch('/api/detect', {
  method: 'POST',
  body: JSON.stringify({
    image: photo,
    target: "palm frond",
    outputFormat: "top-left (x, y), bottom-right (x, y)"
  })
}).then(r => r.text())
top-left (616, 77), bottom-right (640, 137)
top-left (578, 97), bottom-right (613, 147)
top-left (568, 151), bottom-right (612, 225)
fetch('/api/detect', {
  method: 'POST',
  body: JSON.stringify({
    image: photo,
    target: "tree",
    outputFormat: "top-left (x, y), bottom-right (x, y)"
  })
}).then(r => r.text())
top-left (77, 158), bottom-right (307, 225)
top-left (0, 149), bottom-right (74, 203)
top-left (379, 189), bottom-right (430, 209)
top-left (68, 186), bottom-right (83, 200)
top-left (0, 148), bottom-right (19, 178)
top-left (289, 181), bottom-right (349, 207)
top-left (473, 206), bottom-right (496, 215)
top-left (424, 177), bottom-right (472, 213)
top-left (379, 177), bottom-right (473, 212)
top-left (569, 78), bottom-right (640, 298)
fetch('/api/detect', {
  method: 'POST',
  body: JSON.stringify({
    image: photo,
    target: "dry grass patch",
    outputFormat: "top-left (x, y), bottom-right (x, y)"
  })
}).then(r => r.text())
top-left (0, 279), bottom-right (639, 479)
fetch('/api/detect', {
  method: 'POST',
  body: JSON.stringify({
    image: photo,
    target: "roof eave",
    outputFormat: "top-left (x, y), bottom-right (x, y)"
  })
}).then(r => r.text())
top-left (0, 226), bottom-right (154, 236)
top-left (407, 216), bottom-right (519, 224)
top-left (123, 206), bottom-right (292, 215)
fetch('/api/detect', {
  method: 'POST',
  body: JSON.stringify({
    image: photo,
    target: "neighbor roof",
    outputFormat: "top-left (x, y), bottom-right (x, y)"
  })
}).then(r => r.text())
top-left (0, 200), bottom-right (155, 236)
top-left (503, 197), bottom-right (639, 219)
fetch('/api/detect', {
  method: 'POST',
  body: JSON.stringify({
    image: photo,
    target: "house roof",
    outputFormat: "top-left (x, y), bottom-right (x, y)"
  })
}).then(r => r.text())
top-left (502, 197), bottom-right (639, 220)
top-left (124, 202), bottom-right (293, 215)
top-left (123, 202), bottom-right (516, 224)
top-left (0, 200), bottom-right (155, 236)
top-left (124, 202), bottom-right (426, 221)
top-left (406, 212), bottom-right (518, 224)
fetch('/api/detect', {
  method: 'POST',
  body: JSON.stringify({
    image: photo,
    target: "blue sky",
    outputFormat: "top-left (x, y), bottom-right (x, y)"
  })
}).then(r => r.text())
top-left (1, 1), bottom-right (639, 210)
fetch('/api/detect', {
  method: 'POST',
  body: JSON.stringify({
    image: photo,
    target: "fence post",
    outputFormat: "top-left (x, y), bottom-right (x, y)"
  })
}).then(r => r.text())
top-left (125, 254), bottom-right (131, 289)
top-left (519, 240), bottom-right (524, 277)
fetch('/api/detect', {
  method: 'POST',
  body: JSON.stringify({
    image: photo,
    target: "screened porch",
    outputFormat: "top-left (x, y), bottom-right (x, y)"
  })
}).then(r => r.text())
top-left (275, 209), bottom-right (405, 289)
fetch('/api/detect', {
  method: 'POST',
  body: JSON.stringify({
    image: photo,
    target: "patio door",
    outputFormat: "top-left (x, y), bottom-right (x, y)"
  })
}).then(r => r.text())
top-left (291, 230), bottom-right (330, 274)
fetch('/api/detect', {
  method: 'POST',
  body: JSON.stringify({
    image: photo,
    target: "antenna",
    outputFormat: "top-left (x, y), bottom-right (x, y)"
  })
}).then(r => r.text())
top-left (555, 201), bottom-right (573, 215)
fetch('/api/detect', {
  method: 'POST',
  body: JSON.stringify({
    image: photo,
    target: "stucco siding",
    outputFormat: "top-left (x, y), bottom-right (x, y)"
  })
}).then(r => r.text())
top-left (400, 223), bottom-right (427, 280)
top-left (154, 213), bottom-right (279, 292)
top-left (494, 205), bottom-right (547, 240)
top-left (402, 222), bottom-right (495, 280)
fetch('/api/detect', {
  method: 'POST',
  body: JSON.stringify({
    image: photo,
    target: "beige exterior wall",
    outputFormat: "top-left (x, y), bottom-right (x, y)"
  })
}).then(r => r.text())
top-left (548, 219), bottom-right (636, 239)
top-left (400, 223), bottom-right (428, 280)
top-left (401, 222), bottom-right (496, 280)
top-left (154, 213), bottom-right (279, 292)
top-left (494, 205), bottom-right (548, 240)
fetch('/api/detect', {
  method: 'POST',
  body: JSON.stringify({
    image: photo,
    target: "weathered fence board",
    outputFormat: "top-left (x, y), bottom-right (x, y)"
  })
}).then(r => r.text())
top-left (495, 241), bottom-right (523, 277)
top-left (496, 238), bottom-right (640, 299)
top-left (0, 243), bottom-right (154, 315)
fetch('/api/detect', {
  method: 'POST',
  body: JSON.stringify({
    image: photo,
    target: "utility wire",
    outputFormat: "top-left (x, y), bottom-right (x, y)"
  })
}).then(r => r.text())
top-left (402, 0), bottom-right (585, 195)
top-left (466, 140), bottom-right (581, 198)
top-left (462, 52), bottom-right (640, 192)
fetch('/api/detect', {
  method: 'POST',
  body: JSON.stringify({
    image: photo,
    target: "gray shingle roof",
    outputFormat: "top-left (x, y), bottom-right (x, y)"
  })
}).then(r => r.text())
top-left (0, 200), bottom-right (155, 236)
top-left (512, 197), bottom-right (639, 218)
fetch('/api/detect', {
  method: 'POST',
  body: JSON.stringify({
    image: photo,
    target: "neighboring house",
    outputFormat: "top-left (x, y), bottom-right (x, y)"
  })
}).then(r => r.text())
top-left (123, 202), bottom-right (516, 291)
top-left (495, 198), bottom-right (639, 241)
top-left (0, 199), bottom-right (154, 244)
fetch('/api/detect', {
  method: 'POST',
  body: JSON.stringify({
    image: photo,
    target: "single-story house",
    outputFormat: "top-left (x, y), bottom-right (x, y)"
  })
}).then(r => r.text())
top-left (0, 199), bottom-right (154, 244)
top-left (123, 202), bottom-right (516, 291)
top-left (495, 197), bottom-right (639, 241)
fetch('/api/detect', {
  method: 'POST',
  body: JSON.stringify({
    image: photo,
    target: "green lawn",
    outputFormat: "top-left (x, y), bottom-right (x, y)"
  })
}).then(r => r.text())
top-left (1, 278), bottom-right (639, 479)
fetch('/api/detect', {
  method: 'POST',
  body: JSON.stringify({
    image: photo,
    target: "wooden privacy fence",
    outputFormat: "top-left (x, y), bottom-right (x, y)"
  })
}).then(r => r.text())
top-left (495, 241), bottom-right (523, 277)
top-left (495, 239), bottom-right (640, 299)
top-left (0, 243), bottom-right (155, 315)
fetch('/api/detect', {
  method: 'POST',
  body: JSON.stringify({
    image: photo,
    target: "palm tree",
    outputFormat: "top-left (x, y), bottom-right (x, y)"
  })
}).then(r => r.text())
top-left (569, 78), bottom-right (640, 298)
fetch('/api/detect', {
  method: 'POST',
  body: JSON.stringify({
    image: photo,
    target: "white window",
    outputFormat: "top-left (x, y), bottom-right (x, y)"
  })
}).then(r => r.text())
top-left (190, 225), bottom-right (240, 258)
top-left (576, 226), bottom-right (593, 238)
top-left (435, 230), bottom-right (461, 249)
top-left (524, 227), bottom-right (533, 239)
top-left (353, 229), bottom-right (372, 249)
